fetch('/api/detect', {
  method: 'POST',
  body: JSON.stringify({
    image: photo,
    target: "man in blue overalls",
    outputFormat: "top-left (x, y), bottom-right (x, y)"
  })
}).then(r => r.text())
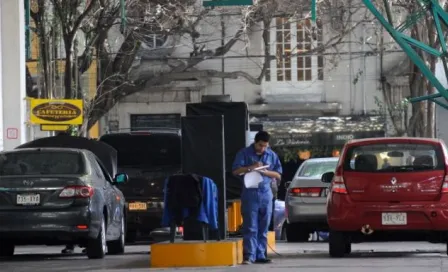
top-left (232, 131), bottom-right (282, 264)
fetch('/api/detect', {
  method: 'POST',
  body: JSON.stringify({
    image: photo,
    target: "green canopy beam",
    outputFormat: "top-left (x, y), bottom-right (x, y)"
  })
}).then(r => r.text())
top-left (311, 0), bottom-right (316, 22)
top-left (362, 0), bottom-right (448, 104)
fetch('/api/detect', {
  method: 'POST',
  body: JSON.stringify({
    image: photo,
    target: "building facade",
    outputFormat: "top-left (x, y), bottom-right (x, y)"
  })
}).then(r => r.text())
top-left (105, 4), bottom-right (407, 141)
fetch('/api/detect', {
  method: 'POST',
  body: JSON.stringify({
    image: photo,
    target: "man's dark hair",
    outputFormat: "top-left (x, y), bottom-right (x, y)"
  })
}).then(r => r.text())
top-left (254, 131), bottom-right (270, 143)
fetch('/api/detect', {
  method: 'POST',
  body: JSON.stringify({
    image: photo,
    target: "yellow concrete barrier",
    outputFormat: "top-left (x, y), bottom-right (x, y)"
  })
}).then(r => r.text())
top-left (151, 239), bottom-right (243, 268)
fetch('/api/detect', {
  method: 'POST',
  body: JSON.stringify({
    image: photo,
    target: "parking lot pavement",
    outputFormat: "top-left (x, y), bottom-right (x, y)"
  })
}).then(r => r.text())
top-left (271, 241), bottom-right (446, 255)
top-left (1, 242), bottom-right (447, 272)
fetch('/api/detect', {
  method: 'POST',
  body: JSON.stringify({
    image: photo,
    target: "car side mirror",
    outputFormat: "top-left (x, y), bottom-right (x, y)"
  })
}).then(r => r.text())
top-left (285, 181), bottom-right (291, 188)
top-left (114, 173), bottom-right (129, 184)
top-left (321, 172), bottom-right (334, 183)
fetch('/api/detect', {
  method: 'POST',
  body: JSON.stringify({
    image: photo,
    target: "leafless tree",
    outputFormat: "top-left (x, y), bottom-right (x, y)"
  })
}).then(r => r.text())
top-left (369, 0), bottom-right (448, 137)
top-left (27, 0), bottom-right (367, 133)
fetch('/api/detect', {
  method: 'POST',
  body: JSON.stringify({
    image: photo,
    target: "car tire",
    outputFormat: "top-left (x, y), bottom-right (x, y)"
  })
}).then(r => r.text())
top-left (329, 230), bottom-right (347, 258)
top-left (344, 243), bottom-right (351, 254)
top-left (286, 223), bottom-right (310, 242)
top-left (280, 224), bottom-right (287, 240)
top-left (107, 216), bottom-right (126, 255)
top-left (86, 217), bottom-right (107, 259)
top-left (0, 242), bottom-right (14, 257)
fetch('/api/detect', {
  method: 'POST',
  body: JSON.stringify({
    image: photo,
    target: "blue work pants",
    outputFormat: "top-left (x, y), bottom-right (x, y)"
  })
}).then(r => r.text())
top-left (241, 188), bottom-right (273, 262)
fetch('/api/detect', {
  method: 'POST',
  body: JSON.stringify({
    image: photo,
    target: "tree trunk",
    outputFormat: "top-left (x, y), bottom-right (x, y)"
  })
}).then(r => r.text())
top-left (425, 56), bottom-right (437, 138)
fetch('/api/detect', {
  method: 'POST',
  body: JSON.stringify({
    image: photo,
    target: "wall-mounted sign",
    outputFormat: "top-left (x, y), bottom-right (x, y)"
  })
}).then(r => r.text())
top-left (273, 133), bottom-right (313, 146)
top-left (271, 131), bottom-right (386, 147)
top-left (29, 99), bottom-right (83, 125)
top-left (203, 0), bottom-right (253, 7)
top-left (335, 134), bottom-right (354, 141)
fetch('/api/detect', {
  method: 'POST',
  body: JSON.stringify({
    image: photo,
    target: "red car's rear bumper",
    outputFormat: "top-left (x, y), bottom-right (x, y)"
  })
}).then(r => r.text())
top-left (327, 195), bottom-right (448, 231)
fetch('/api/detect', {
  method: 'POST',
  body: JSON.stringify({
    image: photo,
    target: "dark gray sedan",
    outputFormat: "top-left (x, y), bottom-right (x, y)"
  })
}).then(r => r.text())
top-left (0, 147), bottom-right (128, 259)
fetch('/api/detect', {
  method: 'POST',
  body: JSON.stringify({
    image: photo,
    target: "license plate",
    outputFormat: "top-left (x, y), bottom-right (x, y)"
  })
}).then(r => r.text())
top-left (381, 212), bottom-right (407, 225)
top-left (16, 194), bottom-right (40, 205)
top-left (129, 202), bottom-right (147, 211)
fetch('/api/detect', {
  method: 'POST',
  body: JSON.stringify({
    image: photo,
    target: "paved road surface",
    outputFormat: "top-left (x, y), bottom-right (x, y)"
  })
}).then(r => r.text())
top-left (1, 242), bottom-right (447, 272)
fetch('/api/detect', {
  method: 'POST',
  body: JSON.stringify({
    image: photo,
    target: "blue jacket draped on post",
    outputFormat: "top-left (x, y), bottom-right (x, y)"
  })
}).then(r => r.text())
top-left (161, 176), bottom-right (219, 230)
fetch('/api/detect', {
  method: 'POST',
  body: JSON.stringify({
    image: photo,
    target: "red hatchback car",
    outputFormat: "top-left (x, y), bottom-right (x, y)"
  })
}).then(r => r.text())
top-left (321, 137), bottom-right (448, 257)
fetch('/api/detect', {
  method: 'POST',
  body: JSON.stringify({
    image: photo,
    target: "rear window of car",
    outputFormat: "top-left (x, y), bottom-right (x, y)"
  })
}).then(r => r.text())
top-left (297, 160), bottom-right (338, 177)
top-left (343, 143), bottom-right (444, 172)
top-left (0, 151), bottom-right (84, 176)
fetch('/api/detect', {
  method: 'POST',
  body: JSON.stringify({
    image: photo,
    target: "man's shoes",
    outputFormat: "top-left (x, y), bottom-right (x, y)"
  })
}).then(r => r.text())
top-left (242, 259), bottom-right (253, 265)
top-left (254, 258), bottom-right (272, 264)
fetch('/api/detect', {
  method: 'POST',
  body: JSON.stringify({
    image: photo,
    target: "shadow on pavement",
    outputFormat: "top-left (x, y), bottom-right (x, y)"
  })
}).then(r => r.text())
top-left (0, 251), bottom-right (150, 262)
top-left (112, 259), bottom-right (150, 269)
top-left (0, 253), bottom-right (85, 262)
top-left (271, 251), bottom-right (443, 259)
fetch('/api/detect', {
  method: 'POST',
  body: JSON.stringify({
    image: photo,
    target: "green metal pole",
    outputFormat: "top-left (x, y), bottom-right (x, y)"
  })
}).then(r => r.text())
top-left (430, 98), bottom-right (448, 110)
top-left (382, 0), bottom-right (394, 26)
top-left (120, 0), bottom-right (126, 33)
top-left (25, 0), bottom-right (31, 59)
top-left (409, 93), bottom-right (441, 103)
top-left (311, 0), bottom-right (316, 22)
top-left (362, 0), bottom-right (448, 100)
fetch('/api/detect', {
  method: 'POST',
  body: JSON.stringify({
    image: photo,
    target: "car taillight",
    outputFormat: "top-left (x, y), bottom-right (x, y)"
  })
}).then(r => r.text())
top-left (289, 187), bottom-right (322, 197)
top-left (442, 175), bottom-right (448, 193)
top-left (332, 166), bottom-right (348, 194)
top-left (59, 186), bottom-right (94, 198)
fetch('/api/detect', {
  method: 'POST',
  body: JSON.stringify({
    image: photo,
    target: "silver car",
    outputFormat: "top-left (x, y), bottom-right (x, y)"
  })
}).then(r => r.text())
top-left (285, 157), bottom-right (338, 242)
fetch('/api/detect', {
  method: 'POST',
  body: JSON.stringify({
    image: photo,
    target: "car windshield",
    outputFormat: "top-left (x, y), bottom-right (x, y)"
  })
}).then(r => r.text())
top-left (0, 151), bottom-right (84, 176)
top-left (343, 143), bottom-right (444, 172)
top-left (297, 160), bottom-right (338, 177)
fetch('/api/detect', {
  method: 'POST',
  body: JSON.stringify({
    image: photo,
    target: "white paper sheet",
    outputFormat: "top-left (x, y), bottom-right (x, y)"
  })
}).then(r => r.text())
top-left (244, 171), bottom-right (264, 189)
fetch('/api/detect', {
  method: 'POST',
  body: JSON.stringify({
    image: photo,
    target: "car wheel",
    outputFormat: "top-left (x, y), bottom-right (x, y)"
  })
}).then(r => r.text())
top-left (329, 230), bottom-right (347, 258)
top-left (280, 224), bottom-right (287, 240)
top-left (286, 223), bottom-right (310, 242)
top-left (344, 243), bottom-right (351, 254)
top-left (0, 242), bottom-right (14, 257)
top-left (86, 217), bottom-right (107, 259)
top-left (107, 216), bottom-right (126, 255)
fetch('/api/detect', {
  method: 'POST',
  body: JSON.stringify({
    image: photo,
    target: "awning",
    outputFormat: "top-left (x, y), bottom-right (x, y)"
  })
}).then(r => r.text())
top-left (251, 115), bottom-right (386, 147)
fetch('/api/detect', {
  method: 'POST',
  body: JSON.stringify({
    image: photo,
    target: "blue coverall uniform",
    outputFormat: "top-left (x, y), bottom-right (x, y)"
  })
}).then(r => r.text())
top-left (232, 144), bottom-right (282, 262)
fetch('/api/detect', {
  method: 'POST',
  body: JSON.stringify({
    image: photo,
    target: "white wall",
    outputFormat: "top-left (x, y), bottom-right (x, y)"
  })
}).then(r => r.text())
top-left (1, 0), bottom-right (28, 150)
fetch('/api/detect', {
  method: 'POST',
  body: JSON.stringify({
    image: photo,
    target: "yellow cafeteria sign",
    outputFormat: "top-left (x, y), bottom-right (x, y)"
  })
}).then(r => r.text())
top-left (30, 99), bottom-right (83, 125)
